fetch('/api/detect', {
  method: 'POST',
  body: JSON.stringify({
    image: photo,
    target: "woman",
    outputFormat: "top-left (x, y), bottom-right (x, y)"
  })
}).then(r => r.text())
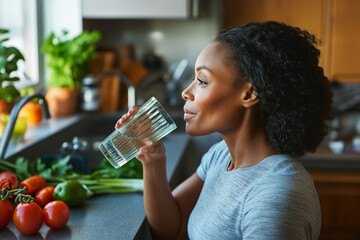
top-left (116, 21), bottom-right (332, 239)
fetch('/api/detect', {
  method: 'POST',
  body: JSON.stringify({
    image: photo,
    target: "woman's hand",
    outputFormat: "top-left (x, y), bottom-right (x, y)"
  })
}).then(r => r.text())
top-left (136, 141), bottom-right (166, 165)
top-left (114, 106), bottom-right (141, 129)
top-left (115, 106), bottom-right (166, 166)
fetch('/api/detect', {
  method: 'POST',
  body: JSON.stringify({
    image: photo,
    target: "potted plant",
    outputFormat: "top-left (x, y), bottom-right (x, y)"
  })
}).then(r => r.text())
top-left (42, 30), bottom-right (101, 117)
top-left (0, 28), bottom-right (23, 114)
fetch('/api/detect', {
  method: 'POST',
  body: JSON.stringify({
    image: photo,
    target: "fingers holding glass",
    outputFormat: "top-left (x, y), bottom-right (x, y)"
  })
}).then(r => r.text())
top-left (115, 106), bottom-right (141, 129)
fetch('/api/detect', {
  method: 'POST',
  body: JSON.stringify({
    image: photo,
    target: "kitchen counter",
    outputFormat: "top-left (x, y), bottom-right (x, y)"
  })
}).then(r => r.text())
top-left (2, 111), bottom-right (360, 239)
top-left (0, 112), bottom-right (190, 239)
top-left (299, 143), bottom-right (360, 170)
top-left (2, 132), bottom-right (190, 240)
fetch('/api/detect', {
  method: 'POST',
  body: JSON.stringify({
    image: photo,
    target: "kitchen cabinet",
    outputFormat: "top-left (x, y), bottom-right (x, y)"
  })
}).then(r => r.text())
top-left (299, 141), bottom-right (360, 240)
top-left (330, 0), bottom-right (360, 83)
top-left (308, 169), bottom-right (360, 240)
top-left (82, 0), bottom-right (198, 19)
top-left (223, 0), bottom-right (360, 83)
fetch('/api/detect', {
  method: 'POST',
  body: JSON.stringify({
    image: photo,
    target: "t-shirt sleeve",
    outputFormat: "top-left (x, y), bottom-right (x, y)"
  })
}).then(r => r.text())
top-left (241, 176), bottom-right (321, 240)
top-left (196, 141), bottom-right (224, 181)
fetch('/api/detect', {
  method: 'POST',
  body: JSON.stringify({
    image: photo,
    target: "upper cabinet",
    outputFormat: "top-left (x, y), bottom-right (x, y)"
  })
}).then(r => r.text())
top-left (82, 0), bottom-right (198, 19)
top-left (223, 0), bottom-right (360, 83)
top-left (330, 0), bottom-right (360, 83)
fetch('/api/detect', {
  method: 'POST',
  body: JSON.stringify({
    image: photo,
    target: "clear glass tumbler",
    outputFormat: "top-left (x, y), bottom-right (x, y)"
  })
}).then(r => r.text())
top-left (98, 97), bottom-right (177, 168)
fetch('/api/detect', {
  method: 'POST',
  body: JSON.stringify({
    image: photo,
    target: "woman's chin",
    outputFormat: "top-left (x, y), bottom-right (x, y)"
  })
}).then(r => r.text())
top-left (185, 125), bottom-right (197, 136)
top-left (185, 125), bottom-right (208, 136)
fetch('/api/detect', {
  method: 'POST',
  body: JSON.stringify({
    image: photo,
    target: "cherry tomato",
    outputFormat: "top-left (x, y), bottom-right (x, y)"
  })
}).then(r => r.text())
top-left (20, 175), bottom-right (47, 195)
top-left (0, 200), bottom-right (13, 229)
top-left (43, 201), bottom-right (70, 230)
top-left (13, 202), bottom-right (43, 235)
top-left (35, 186), bottom-right (55, 208)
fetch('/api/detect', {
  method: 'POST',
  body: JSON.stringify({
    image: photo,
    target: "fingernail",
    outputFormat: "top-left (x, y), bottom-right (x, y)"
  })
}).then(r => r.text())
top-left (129, 109), bottom-right (133, 114)
top-left (140, 148), bottom-right (148, 154)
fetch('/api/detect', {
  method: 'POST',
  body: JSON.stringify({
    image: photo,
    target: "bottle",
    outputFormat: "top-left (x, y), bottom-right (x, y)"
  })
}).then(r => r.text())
top-left (80, 74), bottom-right (101, 112)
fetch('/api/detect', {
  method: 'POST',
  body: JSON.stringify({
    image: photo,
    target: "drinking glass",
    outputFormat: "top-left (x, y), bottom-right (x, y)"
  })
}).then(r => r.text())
top-left (98, 97), bottom-right (177, 168)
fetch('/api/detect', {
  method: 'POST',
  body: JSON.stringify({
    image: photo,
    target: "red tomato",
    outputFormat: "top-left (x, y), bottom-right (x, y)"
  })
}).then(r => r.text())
top-left (0, 200), bottom-right (13, 229)
top-left (20, 175), bottom-right (47, 195)
top-left (0, 171), bottom-right (18, 190)
top-left (35, 186), bottom-right (55, 208)
top-left (42, 201), bottom-right (70, 230)
top-left (13, 202), bottom-right (43, 235)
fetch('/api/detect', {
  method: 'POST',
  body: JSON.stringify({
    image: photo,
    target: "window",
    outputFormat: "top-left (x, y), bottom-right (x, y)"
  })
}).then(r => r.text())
top-left (0, 0), bottom-right (39, 88)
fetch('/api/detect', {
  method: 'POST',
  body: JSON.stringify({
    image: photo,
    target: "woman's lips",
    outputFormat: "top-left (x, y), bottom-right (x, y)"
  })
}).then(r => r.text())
top-left (184, 108), bottom-right (196, 120)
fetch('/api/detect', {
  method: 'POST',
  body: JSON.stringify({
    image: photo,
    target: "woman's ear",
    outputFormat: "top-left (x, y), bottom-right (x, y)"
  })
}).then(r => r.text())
top-left (240, 82), bottom-right (258, 108)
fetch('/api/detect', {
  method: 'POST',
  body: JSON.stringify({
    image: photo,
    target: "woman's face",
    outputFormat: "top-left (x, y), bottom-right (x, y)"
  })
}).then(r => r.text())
top-left (182, 41), bottom-right (247, 136)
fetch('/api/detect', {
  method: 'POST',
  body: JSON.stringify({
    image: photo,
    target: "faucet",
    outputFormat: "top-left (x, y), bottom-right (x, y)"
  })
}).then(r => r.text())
top-left (95, 71), bottom-right (136, 110)
top-left (0, 93), bottom-right (51, 159)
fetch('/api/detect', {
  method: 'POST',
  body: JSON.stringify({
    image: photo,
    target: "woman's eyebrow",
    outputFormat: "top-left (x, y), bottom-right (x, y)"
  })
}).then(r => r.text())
top-left (196, 65), bottom-right (214, 75)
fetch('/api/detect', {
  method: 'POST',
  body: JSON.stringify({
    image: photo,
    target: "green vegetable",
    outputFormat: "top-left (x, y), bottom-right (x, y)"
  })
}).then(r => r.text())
top-left (0, 157), bottom-right (46, 182)
top-left (0, 155), bottom-right (144, 197)
top-left (91, 157), bottom-right (143, 179)
top-left (53, 180), bottom-right (87, 207)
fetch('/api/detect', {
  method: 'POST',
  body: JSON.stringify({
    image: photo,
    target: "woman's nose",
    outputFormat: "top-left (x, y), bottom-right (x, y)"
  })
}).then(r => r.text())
top-left (182, 83), bottom-right (193, 101)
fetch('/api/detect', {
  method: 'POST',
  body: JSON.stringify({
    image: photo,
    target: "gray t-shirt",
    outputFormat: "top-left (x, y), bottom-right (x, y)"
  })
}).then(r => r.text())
top-left (187, 140), bottom-right (321, 239)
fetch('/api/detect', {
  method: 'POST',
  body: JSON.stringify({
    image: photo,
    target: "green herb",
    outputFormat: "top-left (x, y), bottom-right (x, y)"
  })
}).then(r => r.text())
top-left (91, 157), bottom-right (143, 179)
top-left (42, 30), bottom-right (101, 89)
top-left (0, 155), bottom-right (143, 195)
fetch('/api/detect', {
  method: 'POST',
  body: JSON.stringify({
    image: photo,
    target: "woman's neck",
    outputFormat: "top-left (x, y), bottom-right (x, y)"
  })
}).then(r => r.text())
top-left (222, 109), bottom-right (277, 170)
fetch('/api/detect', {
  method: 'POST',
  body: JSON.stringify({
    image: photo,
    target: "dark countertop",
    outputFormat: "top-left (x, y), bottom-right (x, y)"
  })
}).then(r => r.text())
top-left (299, 145), bottom-right (360, 170)
top-left (2, 133), bottom-right (189, 240)
top-left (0, 112), bottom-right (190, 240)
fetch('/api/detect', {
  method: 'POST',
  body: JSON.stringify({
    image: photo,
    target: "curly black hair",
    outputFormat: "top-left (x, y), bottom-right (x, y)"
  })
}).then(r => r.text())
top-left (215, 21), bottom-right (332, 157)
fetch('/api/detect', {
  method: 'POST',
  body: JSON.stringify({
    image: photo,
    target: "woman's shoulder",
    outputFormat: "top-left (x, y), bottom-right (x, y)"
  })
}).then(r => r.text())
top-left (267, 157), bottom-right (314, 185)
top-left (250, 157), bottom-right (319, 204)
top-left (242, 160), bottom-right (321, 239)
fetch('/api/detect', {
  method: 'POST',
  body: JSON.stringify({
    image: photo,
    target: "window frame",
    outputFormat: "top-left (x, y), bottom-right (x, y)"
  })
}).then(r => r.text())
top-left (0, 0), bottom-right (43, 90)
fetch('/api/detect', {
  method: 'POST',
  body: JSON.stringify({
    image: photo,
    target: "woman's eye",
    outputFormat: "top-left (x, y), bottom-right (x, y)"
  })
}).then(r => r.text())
top-left (197, 78), bottom-right (207, 85)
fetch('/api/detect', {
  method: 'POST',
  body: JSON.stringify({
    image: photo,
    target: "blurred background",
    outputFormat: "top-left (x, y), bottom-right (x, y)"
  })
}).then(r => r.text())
top-left (2, 0), bottom-right (360, 112)
top-left (1, 1), bottom-right (360, 239)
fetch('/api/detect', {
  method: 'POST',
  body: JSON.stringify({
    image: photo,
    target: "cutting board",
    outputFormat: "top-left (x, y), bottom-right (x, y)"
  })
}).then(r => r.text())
top-left (99, 76), bottom-right (121, 112)
top-left (91, 51), bottom-right (121, 112)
